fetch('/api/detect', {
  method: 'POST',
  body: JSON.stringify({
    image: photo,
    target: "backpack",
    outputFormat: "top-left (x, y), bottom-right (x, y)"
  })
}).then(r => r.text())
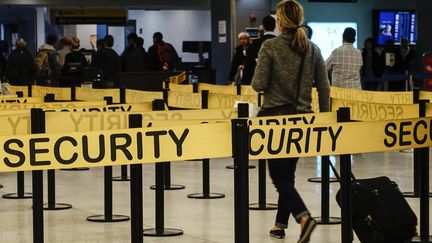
top-left (156, 43), bottom-right (176, 69)
top-left (35, 50), bottom-right (57, 77)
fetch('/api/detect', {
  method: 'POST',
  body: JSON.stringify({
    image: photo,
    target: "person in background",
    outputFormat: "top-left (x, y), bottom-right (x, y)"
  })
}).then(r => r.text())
top-left (0, 41), bottom-right (7, 81)
top-left (326, 27), bottom-right (363, 90)
top-left (121, 33), bottom-right (138, 71)
top-left (252, 0), bottom-right (330, 241)
top-left (361, 38), bottom-right (383, 90)
top-left (57, 37), bottom-right (71, 68)
top-left (243, 16), bottom-right (277, 85)
top-left (148, 32), bottom-right (179, 71)
top-left (62, 37), bottom-right (88, 86)
top-left (229, 32), bottom-right (251, 84)
top-left (6, 38), bottom-right (34, 85)
top-left (122, 34), bottom-right (147, 72)
top-left (34, 34), bottom-right (61, 86)
top-left (91, 35), bottom-right (121, 88)
top-left (399, 38), bottom-right (417, 75)
top-left (96, 39), bottom-right (105, 51)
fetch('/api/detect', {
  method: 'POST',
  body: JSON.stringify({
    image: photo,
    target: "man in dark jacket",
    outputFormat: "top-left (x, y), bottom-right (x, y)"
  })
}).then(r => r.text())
top-left (229, 32), bottom-right (251, 84)
top-left (0, 40), bottom-right (7, 81)
top-left (243, 16), bottom-right (277, 85)
top-left (91, 35), bottom-right (121, 88)
top-left (6, 39), bottom-right (35, 85)
top-left (399, 38), bottom-right (417, 74)
top-left (148, 32), bottom-right (179, 71)
top-left (122, 34), bottom-right (147, 72)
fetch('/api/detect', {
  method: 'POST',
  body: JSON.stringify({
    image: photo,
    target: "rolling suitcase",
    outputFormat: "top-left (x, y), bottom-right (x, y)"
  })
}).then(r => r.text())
top-left (331, 164), bottom-right (417, 243)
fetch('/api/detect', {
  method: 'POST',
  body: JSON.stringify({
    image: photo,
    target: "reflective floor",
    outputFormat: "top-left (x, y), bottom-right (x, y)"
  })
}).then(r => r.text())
top-left (0, 151), bottom-right (431, 243)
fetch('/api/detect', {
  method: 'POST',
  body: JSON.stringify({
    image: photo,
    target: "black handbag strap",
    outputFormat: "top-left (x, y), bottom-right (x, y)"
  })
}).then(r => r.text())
top-left (294, 51), bottom-right (306, 112)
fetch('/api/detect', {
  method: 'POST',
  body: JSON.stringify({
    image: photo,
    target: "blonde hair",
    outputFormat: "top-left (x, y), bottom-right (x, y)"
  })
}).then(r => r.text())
top-left (238, 32), bottom-right (250, 39)
top-left (276, 0), bottom-right (309, 54)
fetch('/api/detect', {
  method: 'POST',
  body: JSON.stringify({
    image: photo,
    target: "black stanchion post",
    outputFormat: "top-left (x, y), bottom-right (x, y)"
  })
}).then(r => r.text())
top-left (3, 90), bottom-right (36, 199)
top-left (129, 114), bottom-right (144, 243)
top-left (28, 83), bottom-right (32, 97)
top-left (71, 84), bottom-right (76, 101)
top-left (143, 99), bottom-right (183, 237)
top-left (113, 87), bottom-right (131, 182)
top-left (338, 107), bottom-right (353, 243)
top-left (31, 108), bottom-right (45, 243)
top-left (188, 90), bottom-right (225, 199)
top-left (42, 95), bottom-right (72, 210)
top-left (149, 94), bottom-right (185, 191)
top-left (314, 156), bottom-right (341, 224)
top-left (412, 99), bottom-right (432, 243)
top-left (249, 90), bottom-right (276, 210)
top-left (87, 96), bottom-right (129, 223)
top-left (232, 104), bottom-right (250, 243)
top-left (404, 88), bottom-right (431, 198)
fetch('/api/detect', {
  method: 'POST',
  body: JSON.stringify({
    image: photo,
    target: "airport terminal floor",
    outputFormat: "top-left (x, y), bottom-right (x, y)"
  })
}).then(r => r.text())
top-left (0, 151), bottom-right (430, 243)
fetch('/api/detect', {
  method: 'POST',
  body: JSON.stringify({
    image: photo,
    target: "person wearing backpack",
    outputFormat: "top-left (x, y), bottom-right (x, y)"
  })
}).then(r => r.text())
top-left (61, 37), bottom-right (88, 87)
top-left (6, 38), bottom-right (35, 86)
top-left (148, 32), bottom-right (179, 71)
top-left (91, 35), bottom-right (121, 88)
top-left (34, 34), bottom-right (61, 86)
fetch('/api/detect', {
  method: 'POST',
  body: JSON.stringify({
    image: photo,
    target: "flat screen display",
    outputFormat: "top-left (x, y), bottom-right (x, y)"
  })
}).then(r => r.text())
top-left (375, 10), bottom-right (416, 46)
top-left (308, 22), bottom-right (358, 61)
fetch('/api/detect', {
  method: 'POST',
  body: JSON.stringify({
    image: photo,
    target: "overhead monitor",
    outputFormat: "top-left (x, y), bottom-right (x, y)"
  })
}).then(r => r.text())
top-left (373, 10), bottom-right (416, 46)
top-left (308, 22), bottom-right (358, 61)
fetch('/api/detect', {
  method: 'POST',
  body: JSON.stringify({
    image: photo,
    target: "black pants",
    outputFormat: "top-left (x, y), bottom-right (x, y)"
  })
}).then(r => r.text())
top-left (268, 157), bottom-right (309, 228)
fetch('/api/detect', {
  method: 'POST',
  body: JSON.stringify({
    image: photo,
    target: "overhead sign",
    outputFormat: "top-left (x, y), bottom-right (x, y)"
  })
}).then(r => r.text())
top-left (332, 98), bottom-right (418, 121)
top-left (50, 9), bottom-right (128, 25)
top-left (125, 89), bottom-right (163, 104)
top-left (0, 123), bottom-right (232, 172)
top-left (32, 86), bottom-right (72, 101)
top-left (75, 87), bottom-right (120, 103)
top-left (330, 87), bottom-right (413, 104)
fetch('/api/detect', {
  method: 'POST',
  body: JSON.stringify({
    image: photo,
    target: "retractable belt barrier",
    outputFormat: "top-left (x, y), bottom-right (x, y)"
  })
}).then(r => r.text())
top-left (0, 113), bottom-right (430, 172)
top-left (0, 97), bottom-right (44, 104)
top-left (0, 100), bottom-right (106, 110)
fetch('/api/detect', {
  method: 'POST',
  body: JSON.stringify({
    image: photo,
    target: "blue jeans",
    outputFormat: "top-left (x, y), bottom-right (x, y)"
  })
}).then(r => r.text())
top-left (268, 158), bottom-right (310, 228)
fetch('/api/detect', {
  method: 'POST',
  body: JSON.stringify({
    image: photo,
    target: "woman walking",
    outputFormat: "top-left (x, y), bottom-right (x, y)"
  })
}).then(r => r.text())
top-left (251, 0), bottom-right (330, 242)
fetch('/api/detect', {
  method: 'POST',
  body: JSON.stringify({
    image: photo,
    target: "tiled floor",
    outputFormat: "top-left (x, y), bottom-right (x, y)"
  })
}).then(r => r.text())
top-left (0, 151), bottom-right (430, 243)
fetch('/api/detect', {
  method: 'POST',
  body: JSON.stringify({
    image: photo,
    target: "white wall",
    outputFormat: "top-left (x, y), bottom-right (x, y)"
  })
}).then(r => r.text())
top-left (36, 7), bottom-right (45, 49)
top-left (108, 26), bottom-right (125, 54)
top-left (76, 25), bottom-right (97, 50)
top-left (128, 10), bottom-right (211, 62)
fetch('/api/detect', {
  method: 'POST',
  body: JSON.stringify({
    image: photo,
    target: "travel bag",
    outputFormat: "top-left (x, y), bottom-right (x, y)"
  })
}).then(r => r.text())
top-left (331, 164), bottom-right (417, 243)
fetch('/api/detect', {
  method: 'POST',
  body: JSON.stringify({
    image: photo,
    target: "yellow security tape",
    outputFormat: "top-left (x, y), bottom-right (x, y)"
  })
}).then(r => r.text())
top-left (0, 101), bottom-right (106, 110)
top-left (32, 85), bottom-right (72, 100)
top-left (208, 93), bottom-right (258, 109)
top-left (168, 83), bottom-right (194, 93)
top-left (0, 97), bottom-right (44, 104)
top-left (44, 103), bottom-right (152, 112)
top-left (250, 117), bottom-right (432, 159)
top-left (168, 91), bottom-right (202, 109)
top-left (199, 83), bottom-right (237, 95)
top-left (0, 95), bottom-right (18, 98)
top-left (75, 87), bottom-right (120, 103)
top-left (332, 98), bottom-right (418, 121)
top-left (0, 123), bottom-right (232, 172)
top-left (125, 89), bottom-right (163, 103)
top-left (241, 86), bottom-right (259, 96)
top-left (8, 85), bottom-right (28, 97)
top-left (420, 91), bottom-right (432, 102)
top-left (169, 71), bottom-right (187, 84)
top-left (330, 87), bottom-right (413, 104)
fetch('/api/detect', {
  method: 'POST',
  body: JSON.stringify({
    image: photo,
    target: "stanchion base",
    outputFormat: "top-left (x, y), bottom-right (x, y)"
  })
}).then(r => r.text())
top-left (150, 184), bottom-right (185, 190)
top-left (226, 164), bottom-right (256, 169)
top-left (60, 168), bottom-right (90, 171)
top-left (411, 236), bottom-right (432, 243)
top-left (143, 228), bottom-right (184, 237)
top-left (187, 193), bottom-right (225, 199)
top-left (112, 176), bottom-right (130, 182)
top-left (249, 203), bottom-right (278, 210)
top-left (43, 203), bottom-right (72, 211)
top-left (307, 177), bottom-right (338, 183)
top-left (403, 191), bottom-right (432, 198)
top-left (314, 217), bottom-right (341, 225)
top-left (2, 192), bottom-right (32, 199)
top-left (86, 214), bottom-right (130, 223)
